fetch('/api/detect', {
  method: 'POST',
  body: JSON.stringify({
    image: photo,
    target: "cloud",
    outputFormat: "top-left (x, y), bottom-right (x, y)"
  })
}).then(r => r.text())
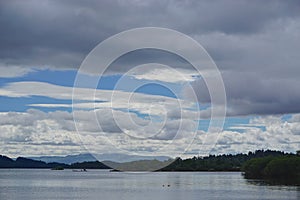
top-left (183, 18), bottom-right (300, 116)
top-left (0, 81), bottom-right (200, 156)
top-left (0, 0), bottom-right (299, 70)
top-left (125, 63), bottom-right (199, 83)
top-left (0, 65), bottom-right (35, 78)
top-left (185, 72), bottom-right (300, 116)
top-left (194, 119), bottom-right (298, 156)
top-left (193, 115), bottom-right (300, 155)
top-left (0, 0), bottom-right (299, 116)
top-left (0, 0), bottom-right (300, 157)
top-left (0, 107), bottom-right (299, 157)
top-left (0, 107), bottom-right (199, 157)
top-left (0, 81), bottom-right (198, 116)
top-left (0, 109), bottom-right (82, 157)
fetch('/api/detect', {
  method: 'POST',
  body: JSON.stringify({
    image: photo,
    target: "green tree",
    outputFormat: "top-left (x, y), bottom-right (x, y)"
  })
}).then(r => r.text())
top-left (264, 156), bottom-right (300, 179)
top-left (242, 157), bottom-right (273, 178)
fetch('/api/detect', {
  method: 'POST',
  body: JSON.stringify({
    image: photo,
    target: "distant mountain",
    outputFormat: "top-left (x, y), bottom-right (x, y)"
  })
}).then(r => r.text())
top-left (102, 159), bottom-right (174, 171)
top-left (93, 153), bottom-right (170, 163)
top-left (0, 155), bottom-right (67, 168)
top-left (28, 154), bottom-right (97, 165)
top-left (29, 153), bottom-right (170, 164)
top-left (0, 155), bottom-right (15, 168)
top-left (0, 155), bottom-right (110, 169)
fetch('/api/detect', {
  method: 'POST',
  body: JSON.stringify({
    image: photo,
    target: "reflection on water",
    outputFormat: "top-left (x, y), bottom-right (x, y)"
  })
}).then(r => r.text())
top-left (0, 169), bottom-right (299, 200)
top-left (246, 179), bottom-right (300, 188)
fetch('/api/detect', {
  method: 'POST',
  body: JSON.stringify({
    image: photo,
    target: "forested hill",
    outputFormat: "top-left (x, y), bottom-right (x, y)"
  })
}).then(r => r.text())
top-left (0, 155), bottom-right (110, 169)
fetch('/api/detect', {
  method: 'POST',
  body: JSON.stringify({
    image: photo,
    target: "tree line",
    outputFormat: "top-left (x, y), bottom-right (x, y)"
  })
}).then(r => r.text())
top-left (242, 155), bottom-right (300, 185)
top-left (161, 149), bottom-right (294, 171)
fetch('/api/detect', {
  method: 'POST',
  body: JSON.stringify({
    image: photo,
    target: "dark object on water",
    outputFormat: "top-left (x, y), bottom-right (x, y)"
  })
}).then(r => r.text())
top-left (51, 166), bottom-right (64, 170)
top-left (72, 169), bottom-right (87, 172)
top-left (110, 169), bottom-right (121, 172)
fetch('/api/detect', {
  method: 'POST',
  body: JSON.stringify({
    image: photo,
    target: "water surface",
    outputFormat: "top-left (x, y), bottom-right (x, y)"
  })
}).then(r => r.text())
top-left (0, 169), bottom-right (298, 200)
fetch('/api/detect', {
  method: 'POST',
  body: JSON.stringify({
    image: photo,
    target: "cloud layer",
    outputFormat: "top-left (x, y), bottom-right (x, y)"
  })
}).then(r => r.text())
top-left (0, 0), bottom-right (300, 157)
top-left (1, 108), bottom-right (299, 157)
top-left (1, 0), bottom-right (299, 116)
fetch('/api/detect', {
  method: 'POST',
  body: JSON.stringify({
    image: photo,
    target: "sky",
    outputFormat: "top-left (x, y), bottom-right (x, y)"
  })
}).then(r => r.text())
top-left (0, 0), bottom-right (299, 158)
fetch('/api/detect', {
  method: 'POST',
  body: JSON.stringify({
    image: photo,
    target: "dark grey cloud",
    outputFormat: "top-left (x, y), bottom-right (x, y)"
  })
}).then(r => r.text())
top-left (0, 0), bottom-right (299, 69)
top-left (183, 16), bottom-right (300, 116)
top-left (108, 49), bottom-right (193, 74)
top-left (185, 71), bottom-right (300, 116)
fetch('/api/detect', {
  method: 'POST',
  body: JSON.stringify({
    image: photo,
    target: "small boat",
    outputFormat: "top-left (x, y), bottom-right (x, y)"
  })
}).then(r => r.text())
top-left (109, 169), bottom-right (121, 172)
top-left (72, 169), bottom-right (87, 172)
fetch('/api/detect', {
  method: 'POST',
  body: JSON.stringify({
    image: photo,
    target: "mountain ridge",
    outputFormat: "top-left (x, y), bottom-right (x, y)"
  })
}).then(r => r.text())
top-left (28, 153), bottom-right (170, 164)
top-left (0, 155), bottom-right (110, 169)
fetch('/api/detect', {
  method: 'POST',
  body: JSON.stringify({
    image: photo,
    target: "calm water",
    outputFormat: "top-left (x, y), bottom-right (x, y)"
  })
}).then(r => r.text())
top-left (0, 169), bottom-right (299, 200)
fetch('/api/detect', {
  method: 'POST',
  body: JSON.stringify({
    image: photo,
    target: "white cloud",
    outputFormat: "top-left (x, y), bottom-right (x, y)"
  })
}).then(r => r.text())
top-left (0, 65), bottom-right (35, 78)
top-left (126, 63), bottom-right (199, 83)
top-left (0, 107), bottom-right (299, 158)
top-left (0, 81), bottom-right (299, 157)
top-left (203, 115), bottom-right (300, 155)
top-left (0, 108), bottom-right (199, 158)
top-left (0, 81), bottom-right (199, 116)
